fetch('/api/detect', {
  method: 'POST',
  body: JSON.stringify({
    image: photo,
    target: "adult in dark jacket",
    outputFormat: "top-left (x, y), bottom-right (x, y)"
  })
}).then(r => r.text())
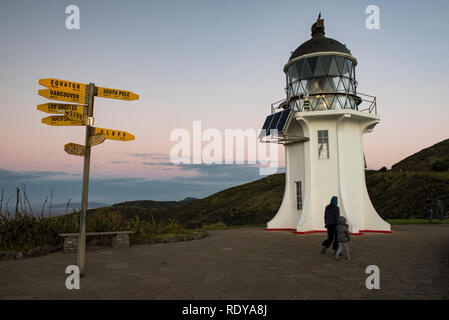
top-left (321, 196), bottom-right (340, 254)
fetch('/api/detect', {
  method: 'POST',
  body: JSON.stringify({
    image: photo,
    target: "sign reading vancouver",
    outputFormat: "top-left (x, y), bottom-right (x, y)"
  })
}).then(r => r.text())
top-left (38, 89), bottom-right (85, 104)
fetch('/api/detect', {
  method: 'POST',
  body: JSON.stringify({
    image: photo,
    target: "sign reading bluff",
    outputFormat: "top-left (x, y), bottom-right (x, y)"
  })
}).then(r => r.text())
top-left (94, 127), bottom-right (135, 141)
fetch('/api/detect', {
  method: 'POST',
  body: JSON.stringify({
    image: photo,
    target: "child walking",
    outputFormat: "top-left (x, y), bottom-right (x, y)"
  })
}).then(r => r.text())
top-left (335, 216), bottom-right (351, 260)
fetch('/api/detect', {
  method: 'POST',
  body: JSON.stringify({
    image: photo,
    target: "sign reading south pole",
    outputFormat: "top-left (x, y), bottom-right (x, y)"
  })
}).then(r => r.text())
top-left (96, 87), bottom-right (139, 101)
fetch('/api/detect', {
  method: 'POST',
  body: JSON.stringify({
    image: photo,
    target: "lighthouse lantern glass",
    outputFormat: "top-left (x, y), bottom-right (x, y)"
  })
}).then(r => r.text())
top-left (286, 55), bottom-right (358, 111)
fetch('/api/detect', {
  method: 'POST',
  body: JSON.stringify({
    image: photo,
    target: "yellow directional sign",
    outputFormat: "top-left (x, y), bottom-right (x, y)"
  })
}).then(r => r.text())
top-left (96, 87), bottom-right (139, 101)
top-left (37, 103), bottom-right (86, 114)
top-left (39, 89), bottom-right (85, 104)
top-left (94, 127), bottom-right (135, 141)
top-left (41, 116), bottom-right (85, 126)
top-left (90, 134), bottom-right (106, 146)
top-left (64, 110), bottom-right (88, 124)
top-left (39, 78), bottom-right (87, 94)
top-left (64, 143), bottom-right (85, 157)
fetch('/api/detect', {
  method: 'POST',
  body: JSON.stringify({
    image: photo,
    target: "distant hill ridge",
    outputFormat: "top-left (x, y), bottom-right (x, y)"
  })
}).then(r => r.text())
top-left (113, 197), bottom-right (197, 210)
top-left (103, 138), bottom-right (449, 224)
top-left (391, 139), bottom-right (449, 172)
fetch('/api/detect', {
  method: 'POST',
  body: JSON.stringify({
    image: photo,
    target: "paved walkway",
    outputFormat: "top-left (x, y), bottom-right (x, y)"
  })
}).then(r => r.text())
top-left (0, 225), bottom-right (448, 299)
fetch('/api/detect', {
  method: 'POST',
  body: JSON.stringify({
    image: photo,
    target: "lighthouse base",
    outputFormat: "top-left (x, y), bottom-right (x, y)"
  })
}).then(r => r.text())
top-left (267, 109), bottom-right (391, 234)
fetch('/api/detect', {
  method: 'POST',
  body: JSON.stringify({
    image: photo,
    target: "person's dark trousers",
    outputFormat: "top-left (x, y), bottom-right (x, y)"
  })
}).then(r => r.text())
top-left (322, 224), bottom-right (339, 251)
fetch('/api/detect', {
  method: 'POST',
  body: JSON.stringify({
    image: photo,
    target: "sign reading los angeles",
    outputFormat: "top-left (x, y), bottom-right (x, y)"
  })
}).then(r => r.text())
top-left (37, 77), bottom-right (138, 275)
top-left (37, 103), bottom-right (86, 114)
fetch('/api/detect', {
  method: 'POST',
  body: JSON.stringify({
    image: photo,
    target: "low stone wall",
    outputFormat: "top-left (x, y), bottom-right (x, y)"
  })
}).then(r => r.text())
top-left (112, 233), bottom-right (130, 248)
top-left (63, 235), bottom-right (79, 253)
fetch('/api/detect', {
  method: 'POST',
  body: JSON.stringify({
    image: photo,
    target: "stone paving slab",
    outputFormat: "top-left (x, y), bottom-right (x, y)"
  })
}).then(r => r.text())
top-left (0, 224), bottom-right (448, 299)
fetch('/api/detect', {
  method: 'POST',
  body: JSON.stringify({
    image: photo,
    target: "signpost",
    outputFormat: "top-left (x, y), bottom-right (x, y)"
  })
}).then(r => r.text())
top-left (41, 115), bottom-right (85, 126)
top-left (64, 143), bottom-right (86, 157)
top-left (90, 133), bottom-right (106, 146)
top-left (64, 110), bottom-right (88, 124)
top-left (38, 78), bottom-right (138, 275)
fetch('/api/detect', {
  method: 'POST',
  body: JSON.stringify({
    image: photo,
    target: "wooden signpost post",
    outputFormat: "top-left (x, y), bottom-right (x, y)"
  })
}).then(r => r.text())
top-left (38, 78), bottom-right (138, 275)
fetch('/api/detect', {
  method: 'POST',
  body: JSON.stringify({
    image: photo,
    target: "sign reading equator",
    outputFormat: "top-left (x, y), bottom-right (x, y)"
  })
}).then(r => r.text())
top-left (39, 78), bottom-right (87, 94)
top-left (39, 89), bottom-right (85, 104)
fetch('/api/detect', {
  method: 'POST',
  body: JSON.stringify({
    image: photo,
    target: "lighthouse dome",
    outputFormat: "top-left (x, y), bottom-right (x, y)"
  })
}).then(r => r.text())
top-left (288, 14), bottom-right (351, 62)
top-left (288, 35), bottom-right (350, 62)
top-left (284, 15), bottom-right (360, 111)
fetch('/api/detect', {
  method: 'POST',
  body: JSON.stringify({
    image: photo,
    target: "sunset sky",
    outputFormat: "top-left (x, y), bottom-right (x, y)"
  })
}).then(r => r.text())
top-left (1, 0), bottom-right (448, 206)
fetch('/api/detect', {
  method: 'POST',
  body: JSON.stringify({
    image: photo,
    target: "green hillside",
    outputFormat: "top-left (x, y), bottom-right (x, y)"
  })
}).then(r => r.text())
top-left (366, 171), bottom-right (449, 219)
top-left (108, 171), bottom-right (448, 226)
top-left (109, 174), bottom-right (285, 227)
top-left (391, 139), bottom-right (449, 172)
top-left (105, 139), bottom-right (449, 226)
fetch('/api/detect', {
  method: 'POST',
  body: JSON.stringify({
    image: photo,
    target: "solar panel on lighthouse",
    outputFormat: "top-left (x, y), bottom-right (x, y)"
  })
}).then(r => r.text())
top-left (260, 108), bottom-right (292, 137)
top-left (276, 108), bottom-right (292, 132)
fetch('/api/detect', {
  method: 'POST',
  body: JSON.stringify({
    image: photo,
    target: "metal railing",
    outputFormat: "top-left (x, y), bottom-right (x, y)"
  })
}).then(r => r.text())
top-left (357, 92), bottom-right (377, 114)
top-left (269, 92), bottom-right (377, 115)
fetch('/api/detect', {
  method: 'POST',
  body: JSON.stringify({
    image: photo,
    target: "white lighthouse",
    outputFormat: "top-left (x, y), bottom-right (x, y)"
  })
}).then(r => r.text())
top-left (262, 16), bottom-right (391, 234)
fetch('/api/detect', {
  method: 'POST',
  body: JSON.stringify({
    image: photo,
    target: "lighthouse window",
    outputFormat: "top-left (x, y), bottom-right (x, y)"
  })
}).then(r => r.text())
top-left (318, 130), bottom-right (329, 159)
top-left (295, 181), bottom-right (303, 210)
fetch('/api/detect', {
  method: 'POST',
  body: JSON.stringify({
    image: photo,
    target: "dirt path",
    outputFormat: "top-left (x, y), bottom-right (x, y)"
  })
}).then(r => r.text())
top-left (0, 224), bottom-right (448, 299)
